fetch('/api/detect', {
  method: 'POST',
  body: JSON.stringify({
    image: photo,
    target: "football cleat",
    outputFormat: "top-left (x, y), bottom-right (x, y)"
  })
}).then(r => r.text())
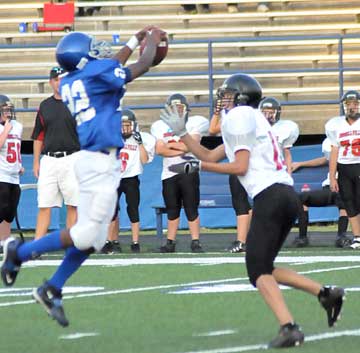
top-left (130, 242), bottom-right (140, 253)
top-left (227, 240), bottom-right (246, 253)
top-left (348, 237), bottom-right (360, 250)
top-left (318, 286), bottom-right (345, 327)
top-left (268, 323), bottom-right (304, 348)
top-left (190, 239), bottom-right (204, 253)
top-left (111, 240), bottom-right (122, 253)
top-left (1, 237), bottom-right (23, 287)
top-left (33, 281), bottom-right (69, 327)
top-left (292, 236), bottom-right (309, 248)
top-left (160, 240), bottom-right (176, 253)
top-left (101, 240), bottom-right (114, 254)
top-left (335, 235), bottom-right (352, 248)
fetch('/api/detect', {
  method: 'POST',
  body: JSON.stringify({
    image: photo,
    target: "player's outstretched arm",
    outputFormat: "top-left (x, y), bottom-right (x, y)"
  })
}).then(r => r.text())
top-left (292, 156), bottom-right (327, 172)
top-left (127, 28), bottom-right (166, 80)
top-left (112, 26), bottom-right (158, 65)
top-left (160, 104), bottom-right (224, 162)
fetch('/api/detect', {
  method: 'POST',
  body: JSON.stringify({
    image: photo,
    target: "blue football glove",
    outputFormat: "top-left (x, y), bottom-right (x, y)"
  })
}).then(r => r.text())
top-left (169, 160), bottom-right (201, 174)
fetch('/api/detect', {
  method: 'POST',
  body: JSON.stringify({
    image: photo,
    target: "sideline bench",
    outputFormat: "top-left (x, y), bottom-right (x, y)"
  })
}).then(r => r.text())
top-left (152, 155), bottom-right (330, 238)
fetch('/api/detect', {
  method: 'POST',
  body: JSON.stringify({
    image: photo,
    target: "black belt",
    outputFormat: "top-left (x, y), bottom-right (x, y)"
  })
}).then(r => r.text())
top-left (46, 151), bottom-right (74, 158)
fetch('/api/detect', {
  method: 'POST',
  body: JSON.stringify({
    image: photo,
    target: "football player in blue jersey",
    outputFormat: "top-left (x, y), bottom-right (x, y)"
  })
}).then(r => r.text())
top-left (1, 26), bottom-right (166, 327)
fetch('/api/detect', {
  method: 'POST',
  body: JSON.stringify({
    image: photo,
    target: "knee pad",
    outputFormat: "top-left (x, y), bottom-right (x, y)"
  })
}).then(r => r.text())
top-left (184, 207), bottom-right (198, 222)
top-left (246, 251), bottom-right (274, 287)
top-left (127, 206), bottom-right (139, 223)
top-left (70, 221), bottom-right (102, 251)
top-left (167, 207), bottom-right (181, 220)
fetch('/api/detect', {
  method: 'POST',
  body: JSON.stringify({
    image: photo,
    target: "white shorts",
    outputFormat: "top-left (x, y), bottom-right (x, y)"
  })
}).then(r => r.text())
top-left (70, 149), bottom-right (122, 252)
top-left (37, 153), bottom-right (79, 208)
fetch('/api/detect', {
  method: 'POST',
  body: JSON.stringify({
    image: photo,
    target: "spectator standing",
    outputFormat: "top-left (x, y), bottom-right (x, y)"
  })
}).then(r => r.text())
top-left (326, 90), bottom-right (360, 249)
top-left (291, 138), bottom-right (350, 248)
top-left (0, 96), bottom-right (23, 252)
top-left (1, 26), bottom-right (165, 326)
top-left (209, 96), bottom-right (251, 253)
top-left (102, 109), bottom-right (156, 254)
top-left (161, 73), bottom-right (345, 348)
top-left (151, 94), bottom-right (209, 253)
top-left (31, 67), bottom-right (80, 239)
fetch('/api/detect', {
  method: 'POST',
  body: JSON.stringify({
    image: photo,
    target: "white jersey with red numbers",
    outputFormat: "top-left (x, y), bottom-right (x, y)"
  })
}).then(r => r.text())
top-left (221, 106), bottom-right (293, 198)
top-left (0, 120), bottom-right (23, 184)
top-left (151, 115), bottom-right (209, 180)
top-left (119, 132), bottom-right (156, 178)
top-left (325, 115), bottom-right (360, 164)
top-left (272, 119), bottom-right (299, 150)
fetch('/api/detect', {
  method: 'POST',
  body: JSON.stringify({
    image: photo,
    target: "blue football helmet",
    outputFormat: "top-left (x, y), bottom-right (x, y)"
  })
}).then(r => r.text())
top-left (56, 32), bottom-right (113, 72)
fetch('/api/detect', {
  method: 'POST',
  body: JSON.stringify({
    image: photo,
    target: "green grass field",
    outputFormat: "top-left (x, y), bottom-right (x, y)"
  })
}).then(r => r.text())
top-left (1, 249), bottom-right (360, 353)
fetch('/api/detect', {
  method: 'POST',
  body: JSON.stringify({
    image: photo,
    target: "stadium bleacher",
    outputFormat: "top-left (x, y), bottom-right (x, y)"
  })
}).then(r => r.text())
top-left (0, 1), bottom-right (358, 229)
top-left (0, 1), bottom-right (359, 138)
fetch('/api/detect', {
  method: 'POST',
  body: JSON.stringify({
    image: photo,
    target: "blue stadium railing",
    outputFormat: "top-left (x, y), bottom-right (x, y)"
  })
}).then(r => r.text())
top-left (1, 33), bottom-right (360, 115)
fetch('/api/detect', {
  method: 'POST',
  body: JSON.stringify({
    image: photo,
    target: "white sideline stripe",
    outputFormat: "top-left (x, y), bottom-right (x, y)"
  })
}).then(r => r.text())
top-left (0, 264), bottom-right (358, 308)
top-left (20, 255), bottom-right (360, 267)
top-left (178, 329), bottom-right (360, 353)
top-left (194, 330), bottom-right (237, 337)
top-left (59, 332), bottom-right (99, 340)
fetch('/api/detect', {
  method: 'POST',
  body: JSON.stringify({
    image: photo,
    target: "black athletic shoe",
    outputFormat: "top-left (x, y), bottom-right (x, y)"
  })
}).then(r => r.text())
top-left (160, 240), bottom-right (176, 253)
top-left (33, 281), bottom-right (69, 327)
top-left (191, 239), bottom-right (204, 253)
top-left (227, 240), bottom-right (246, 253)
top-left (318, 286), bottom-right (345, 327)
top-left (268, 323), bottom-right (304, 348)
top-left (101, 240), bottom-right (114, 254)
top-left (111, 240), bottom-right (122, 253)
top-left (130, 242), bottom-right (140, 253)
top-left (335, 236), bottom-right (352, 248)
top-left (292, 236), bottom-right (309, 248)
top-left (1, 237), bottom-right (23, 287)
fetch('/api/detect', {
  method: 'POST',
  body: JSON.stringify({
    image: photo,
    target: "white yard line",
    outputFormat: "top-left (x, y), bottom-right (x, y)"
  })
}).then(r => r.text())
top-left (59, 332), bottom-right (99, 340)
top-left (0, 264), bottom-right (359, 307)
top-left (20, 255), bottom-right (360, 267)
top-left (177, 329), bottom-right (360, 353)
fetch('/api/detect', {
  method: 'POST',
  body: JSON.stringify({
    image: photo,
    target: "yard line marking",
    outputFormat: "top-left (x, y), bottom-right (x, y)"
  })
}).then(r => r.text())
top-left (178, 328), bottom-right (360, 353)
top-left (19, 255), bottom-right (360, 268)
top-left (194, 330), bottom-right (237, 337)
top-left (59, 332), bottom-right (99, 340)
top-left (0, 286), bottom-right (104, 297)
top-left (0, 264), bottom-right (359, 307)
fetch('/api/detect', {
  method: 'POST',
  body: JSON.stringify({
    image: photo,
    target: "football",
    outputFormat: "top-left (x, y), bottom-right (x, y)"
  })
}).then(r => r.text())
top-left (139, 34), bottom-right (168, 66)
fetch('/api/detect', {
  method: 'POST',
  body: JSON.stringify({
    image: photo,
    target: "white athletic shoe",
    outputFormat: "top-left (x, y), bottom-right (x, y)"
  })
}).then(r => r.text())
top-left (349, 238), bottom-right (360, 249)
